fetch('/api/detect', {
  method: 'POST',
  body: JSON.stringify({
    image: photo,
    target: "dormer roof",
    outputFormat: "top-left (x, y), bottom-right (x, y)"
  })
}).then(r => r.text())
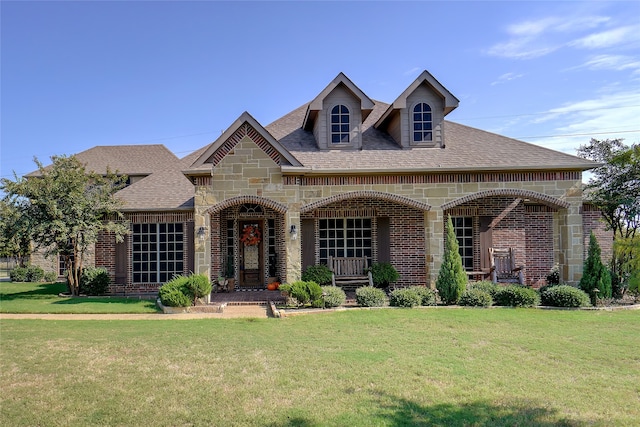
top-left (183, 111), bottom-right (302, 176)
top-left (375, 70), bottom-right (459, 129)
top-left (302, 72), bottom-right (375, 131)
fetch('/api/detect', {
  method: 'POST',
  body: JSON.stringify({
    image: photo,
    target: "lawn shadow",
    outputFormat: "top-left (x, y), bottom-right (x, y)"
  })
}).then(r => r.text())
top-left (266, 417), bottom-right (317, 427)
top-left (370, 391), bottom-right (588, 426)
top-left (0, 282), bottom-right (68, 300)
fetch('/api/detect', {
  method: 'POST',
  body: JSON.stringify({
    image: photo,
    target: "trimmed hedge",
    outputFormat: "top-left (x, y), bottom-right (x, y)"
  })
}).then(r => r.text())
top-left (408, 286), bottom-right (437, 306)
top-left (459, 288), bottom-right (493, 307)
top-left (389, 288), bottom-right (422, 308)
top-left (355, 286), bottom-right (387, 307)
top-left (158, 275), bottom-right (192, 307)
top-left (44, 271), bottom-right (58, 282)
top-left (283, 281), bottom-right (324, 307)
top-left (10, 265), bottom-right (46, 282)
top-left (302, 264), bottom-right (333, 287)
top-left (321, 286), bottom-right (346, 308)
top-left (186, 273), bottom-right (212, 301)
top-left (80, 267), bottom-right (110, 295)
top-left (541, 285), bottom-right (591, 308)
top-left (9, 267), bottom-right (28, 282)
top-left (468, 281), bottom-right (500, 299)
top-left (369, 262), bottom-right (400, 288)
top-left (494, 285), bottom-right (540, 308)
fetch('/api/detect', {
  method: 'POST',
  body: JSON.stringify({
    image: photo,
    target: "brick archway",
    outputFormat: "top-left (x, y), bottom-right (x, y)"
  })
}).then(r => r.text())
top-left (300, 190), bottom-right (431, 213)
top-left (207, 195), bottom-right (288, 215)
top-left (441, 188), bottom-right (570, 210)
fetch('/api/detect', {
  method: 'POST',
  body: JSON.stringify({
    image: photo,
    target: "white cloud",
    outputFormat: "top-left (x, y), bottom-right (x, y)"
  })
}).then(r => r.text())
top-left (403, 67), bottom-right (421, 76)
top-left (486, 39), bottom-right (559, 60)
top-left (575, 54), bottom-right (640, 73)
top-left (490, 72), bottom-right (525, 86)
top-left (569, 25), bottom-right (640, 49)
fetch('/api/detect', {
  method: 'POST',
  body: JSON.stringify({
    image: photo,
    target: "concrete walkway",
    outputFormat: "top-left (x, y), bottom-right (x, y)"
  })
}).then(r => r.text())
top-left (0, 304), bottom-right (269, 320)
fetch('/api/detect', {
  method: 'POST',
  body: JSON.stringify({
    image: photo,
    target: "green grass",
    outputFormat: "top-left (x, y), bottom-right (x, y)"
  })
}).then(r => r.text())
top-left (1, 309), bottom-right (639, 426)
top-left (0, 281), bottom-right (159, 313)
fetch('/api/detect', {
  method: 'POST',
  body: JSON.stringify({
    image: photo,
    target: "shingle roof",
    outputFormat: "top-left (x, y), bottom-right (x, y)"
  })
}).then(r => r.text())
top-left (266, 100), bottom-right (597, 172)
top-left (28, 145), bottom-right (194, 211)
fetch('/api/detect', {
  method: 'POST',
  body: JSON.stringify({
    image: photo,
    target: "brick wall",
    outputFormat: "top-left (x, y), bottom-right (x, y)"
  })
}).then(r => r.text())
top-left (582, 204), bottom-right (613, 264)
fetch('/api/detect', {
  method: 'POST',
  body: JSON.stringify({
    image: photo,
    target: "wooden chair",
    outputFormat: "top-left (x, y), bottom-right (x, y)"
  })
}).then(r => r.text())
top-left (488, 248), bottom-right (524, 285)
top-left (328, 256), bottom-right (373, 291)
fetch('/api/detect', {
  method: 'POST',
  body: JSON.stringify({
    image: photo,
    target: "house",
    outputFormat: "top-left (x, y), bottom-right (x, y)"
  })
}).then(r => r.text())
top-left (30, 70), bottom-right (610, 294)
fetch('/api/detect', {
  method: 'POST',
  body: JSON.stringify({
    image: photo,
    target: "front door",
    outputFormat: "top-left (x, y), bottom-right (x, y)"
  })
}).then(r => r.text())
top-left (239, 220), bottom-right (264, 288)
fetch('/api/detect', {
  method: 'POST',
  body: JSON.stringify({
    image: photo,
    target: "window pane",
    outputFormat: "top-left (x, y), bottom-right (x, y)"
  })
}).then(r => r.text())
top-left (414, 132), bottom-right (422, 141)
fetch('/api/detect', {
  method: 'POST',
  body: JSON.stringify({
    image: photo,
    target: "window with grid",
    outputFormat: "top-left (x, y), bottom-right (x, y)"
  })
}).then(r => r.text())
top-left (412, 102), bottom-right (433, 142)
top-left (452, 217), bottom-right (473, 270)
top-left (330, 105), bottom-right (350, 143)
top-left (132, 223), bottom-right (184, 283)
top-left (319, 218), bottom-right (372, 265)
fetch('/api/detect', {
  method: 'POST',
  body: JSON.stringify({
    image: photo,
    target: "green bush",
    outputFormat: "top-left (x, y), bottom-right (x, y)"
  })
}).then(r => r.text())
top-left (436, 216), bottom-right (467, 304)
top-left (540, 285), bottom-right (591, 308)
top-left (44, 271), bottom-right (58, 282)
top-left (186, 273), bottom-right (212, 301)
top-left (9, 266), bottom-right (28, 282)
top-left (579, 232), bottom-right (612, 304)
top-left (321, 286), bottom-right (346, 308)
top-left (25, 265), bottom-right (45, 282)
top-left (80, 267), bottom-right (110, 295)
top-left (409, 286), bottom-right (437, 306)
top-left (369, 262), bottom-right (399, 288)
top-left (468, 281), bottom-right (500, 299)
top-left (301, 264), bottom-right (333, 286)
top-left (355, 286), bottom-right (387, 307)
top-left (158, 275), bottom-right (192, 307)
top-left (494, 285), bottom-right (540, 307)
top-left (288, 281), bottom-right (323, 307)
top-left (389, 288), bottom-right (422, 308)
top-left (459, 288), bottom-right (493, 307)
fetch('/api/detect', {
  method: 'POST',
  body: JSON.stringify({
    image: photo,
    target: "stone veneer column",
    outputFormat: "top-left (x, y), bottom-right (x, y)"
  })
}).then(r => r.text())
top-left (194, 184), bottom-right (213, 279)
top-left (286, 211), bottom-right (301, 283)
top-left (425, 208), bottom-right (444, 288)
top-left (558, 199), bottom-right (584, 285)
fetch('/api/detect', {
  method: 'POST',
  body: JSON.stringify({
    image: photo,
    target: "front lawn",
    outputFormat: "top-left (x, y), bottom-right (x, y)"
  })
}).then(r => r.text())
top-left (0, 281), bottom-right (159, 314)
top-left (1, 309), bottom-right (638, 426)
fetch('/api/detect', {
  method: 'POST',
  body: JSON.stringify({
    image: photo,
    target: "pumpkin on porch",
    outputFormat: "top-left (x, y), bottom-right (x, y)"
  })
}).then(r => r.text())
top-left (267, 282), bottom-right (280, 291)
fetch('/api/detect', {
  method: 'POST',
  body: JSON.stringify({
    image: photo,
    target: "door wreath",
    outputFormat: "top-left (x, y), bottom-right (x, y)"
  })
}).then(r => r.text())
top-left (241, 225), bottom-right (261, 246)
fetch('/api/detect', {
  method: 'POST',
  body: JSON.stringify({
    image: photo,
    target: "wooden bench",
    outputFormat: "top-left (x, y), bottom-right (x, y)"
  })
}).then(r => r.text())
top-left (328, 256), bottom-right (373, 291)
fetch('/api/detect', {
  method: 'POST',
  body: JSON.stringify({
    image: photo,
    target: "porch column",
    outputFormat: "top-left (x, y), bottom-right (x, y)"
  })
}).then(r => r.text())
top-left (194, 210), bottom-right (211, 279)
top-left (558, 200), bottom-right (584, 285)
top-left (425, 208), bottom-right (444, 288)
top-left (286, 211), bottom-right (301, 283)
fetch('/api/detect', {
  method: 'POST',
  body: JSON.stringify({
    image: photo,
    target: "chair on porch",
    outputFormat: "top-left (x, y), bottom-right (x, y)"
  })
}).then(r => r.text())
top-left (488, 248), bottom-right (525, 285)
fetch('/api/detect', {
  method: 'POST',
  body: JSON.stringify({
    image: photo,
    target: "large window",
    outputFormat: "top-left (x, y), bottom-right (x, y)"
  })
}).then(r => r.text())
top-left (132, 223), bottom-right (184, 283)
top-left (412, 102), bottom-right (433, 142)
top-left (452, 217), bottom-right (473, 270)
top-left (330, 105), bottom-right (350, 143)
top-left (319, 218), bottom-right (372, 265)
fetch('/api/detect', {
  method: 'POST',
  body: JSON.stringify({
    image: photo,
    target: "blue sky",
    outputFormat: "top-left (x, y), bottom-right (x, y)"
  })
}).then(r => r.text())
top-left (2, 1), bottom-right (639, 180)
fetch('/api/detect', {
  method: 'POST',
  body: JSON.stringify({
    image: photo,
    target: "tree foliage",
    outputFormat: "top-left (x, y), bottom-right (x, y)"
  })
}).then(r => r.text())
top-left (577, 139), bottom-right (639, 288)
top-left (0, 155), bottom-right (129, 296)
top-left (436, 215), bottom-right (467, 305)
top-left (579, 232), bottom-right (612, 304)
top-left (0, 198), bottom-right (31, 264)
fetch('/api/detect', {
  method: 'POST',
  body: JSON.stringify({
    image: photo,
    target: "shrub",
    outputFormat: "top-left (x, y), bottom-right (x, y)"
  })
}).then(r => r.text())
top-left (369, 262), bottom-right (400, 289)
top-left (468, 281), bottom-right (500, 299)
top-left (494, 285), bottom-right (540, 307)
top-left (389, 288), bottom-right (422, 308)
top-left (540, 285), bottom-right (591, 308)
top-left (186, 273), bottom-right (212, 301)
top-left (288, 281), bottom-right (323, 307)
top-left (355, 286), bottom-right (387, 307)
top-left (10, 266), bottom-right (28, 282)
top-left (436, 216), bottom-right (467, 304)
top-left (579, 232), bottom-right (612, 304)
top-left (158, 275), bottom-right (192, 307)
top-left (301, 264), bottom-right (333, 286)
top-left (546, 263), bottom-right (561, 286)
top-left (459, 288), bottom-right (493, 307)
top-left (80, 267), bottom-right (110, 295)
top-left (321, 286), bottom-right (346, 308)
top-left (44, 271), bottom-right (58, 282)
top-left (409, 286), bottom-right (437, 306)
top-left (25, 265), bottom-right (45, 282)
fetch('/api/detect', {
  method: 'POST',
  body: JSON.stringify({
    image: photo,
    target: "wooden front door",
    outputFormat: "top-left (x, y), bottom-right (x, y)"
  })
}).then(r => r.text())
top-left (239, 220), bottom-right (264, 288)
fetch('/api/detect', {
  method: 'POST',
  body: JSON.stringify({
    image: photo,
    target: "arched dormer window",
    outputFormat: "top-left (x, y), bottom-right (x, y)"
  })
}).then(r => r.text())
top-left (330, 105), bottom-right (350, 143)
top-left (412, 102), bottom-right (432, 143)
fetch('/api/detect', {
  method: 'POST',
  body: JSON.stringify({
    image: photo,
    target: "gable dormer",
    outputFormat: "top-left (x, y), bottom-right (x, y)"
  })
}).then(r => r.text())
top-left (302, 72), bottom-right (374, 151)
top-left (375, 70), bottom-right (459, 149)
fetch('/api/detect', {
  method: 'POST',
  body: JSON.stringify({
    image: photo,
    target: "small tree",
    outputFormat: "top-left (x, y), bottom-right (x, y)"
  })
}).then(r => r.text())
top-left (580, 232), bottom-right (612, 304)
top-left (0, 198), bottom-right (32, 266)
top-left (1, 155), bottom-right (129, 296)
top-left (436, 215), bottom-right (467, 304)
